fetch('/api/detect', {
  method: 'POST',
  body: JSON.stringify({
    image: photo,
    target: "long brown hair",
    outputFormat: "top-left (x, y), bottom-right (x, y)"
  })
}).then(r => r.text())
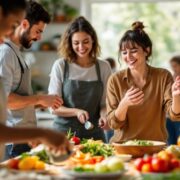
top-left (58, 16), bottom-right (101, 63)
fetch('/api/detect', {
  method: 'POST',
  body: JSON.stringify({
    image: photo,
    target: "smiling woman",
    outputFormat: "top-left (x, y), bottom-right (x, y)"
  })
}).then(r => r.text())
top-left (106, 21), bottom-right (180, 144)
top-left (48, 16), bottom-right (112, 141)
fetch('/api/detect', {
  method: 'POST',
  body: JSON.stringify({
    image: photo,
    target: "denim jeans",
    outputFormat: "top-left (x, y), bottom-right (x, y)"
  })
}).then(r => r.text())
top-left (104, 130), bottom-right (114, 143)
top-left (4, 144), bottom-right (31, 160)
top-left (166, 118), bottom-right (180, 145)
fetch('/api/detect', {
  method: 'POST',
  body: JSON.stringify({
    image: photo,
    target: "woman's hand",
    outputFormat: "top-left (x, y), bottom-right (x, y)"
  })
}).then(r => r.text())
top-left (99, 116), bottom-right (110, 130)
top-left (76, 109), bottom-right (89, 124)
top-left (122, 86), bottom-right (144, 107)
top-left (172, 76), bottom-right (180, 97)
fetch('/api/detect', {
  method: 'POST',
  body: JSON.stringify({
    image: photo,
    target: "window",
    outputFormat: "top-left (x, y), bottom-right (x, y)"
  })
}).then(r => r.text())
top-left (81, 0), bottom-right (180, 69)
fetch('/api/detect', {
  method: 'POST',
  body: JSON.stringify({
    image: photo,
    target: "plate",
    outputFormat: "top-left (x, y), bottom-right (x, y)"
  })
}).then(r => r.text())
top-left (4, 168), bottom-right (47, 174)
top-left (61, 168), bottom-right (124, 179)
top-left (114, 154), bottom-right (132, 162)
top-left (112, 140), bottom-right (166, 157)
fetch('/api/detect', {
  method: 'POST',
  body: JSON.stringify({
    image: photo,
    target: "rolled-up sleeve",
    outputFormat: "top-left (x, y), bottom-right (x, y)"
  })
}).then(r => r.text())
top-left (106, 75), bottom-right (126, 129)
top-left (164, 71), bottom-right (180, 120)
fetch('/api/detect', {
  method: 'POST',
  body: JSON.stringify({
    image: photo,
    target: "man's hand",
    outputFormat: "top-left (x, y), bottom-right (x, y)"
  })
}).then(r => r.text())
top-left (38, 95), bottom-right (63, 110)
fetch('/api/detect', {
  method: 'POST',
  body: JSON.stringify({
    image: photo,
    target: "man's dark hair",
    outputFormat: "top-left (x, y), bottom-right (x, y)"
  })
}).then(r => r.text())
top-left (0, 0), bottom-right (27, 16)
top-left (26, 0), bottom-right (51, 26)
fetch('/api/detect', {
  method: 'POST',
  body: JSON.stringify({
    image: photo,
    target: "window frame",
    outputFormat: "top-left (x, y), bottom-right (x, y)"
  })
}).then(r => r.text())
top-left (80, 0), bottom-right (180, 20)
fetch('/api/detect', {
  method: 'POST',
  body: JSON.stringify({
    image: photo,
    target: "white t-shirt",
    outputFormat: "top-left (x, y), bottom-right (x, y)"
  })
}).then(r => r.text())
top-left (48, 59), bottom-right (112, 107)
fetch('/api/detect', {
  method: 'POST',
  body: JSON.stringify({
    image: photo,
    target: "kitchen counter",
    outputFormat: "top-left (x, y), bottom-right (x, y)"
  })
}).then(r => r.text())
top-left (36, 110), bottom-right (55, 129)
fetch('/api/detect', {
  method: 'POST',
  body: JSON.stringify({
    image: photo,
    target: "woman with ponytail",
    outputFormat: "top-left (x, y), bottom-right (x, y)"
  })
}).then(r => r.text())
top-left (106, 21), bottom-right (180, 143)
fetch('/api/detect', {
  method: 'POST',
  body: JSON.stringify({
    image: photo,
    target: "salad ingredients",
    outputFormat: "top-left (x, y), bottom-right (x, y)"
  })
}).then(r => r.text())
top-left (7, 155), bottom-right (45, 171)
top-left (71, 136), bottom-right (81, 145)
top-left (106, 158), bottom-right (124, 172)
top-left (123, 140), bottom-right (153, 146)
top-left (7, 158), bottom-right (19, 169)
top-left (73, 157), bottom-right (124, 173)
top-left (81, 139), bottom-right (113, 157)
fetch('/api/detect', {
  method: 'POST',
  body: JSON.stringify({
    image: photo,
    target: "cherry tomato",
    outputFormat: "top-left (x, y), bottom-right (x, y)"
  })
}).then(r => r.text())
top-left (7, 158), bottom-right (20, 169)
top-left (143, 156), bottom-right (153, 164)
top-left (141, 163), bottom-right (153, 173)
top-left (170, 159), bottom-right (180, 170)
top-left (71, 136), bottom-right (80, 145)
top-left (151, 157), bottom-right (169, 172)
top-left (134, 158), bottom-right (145, 171)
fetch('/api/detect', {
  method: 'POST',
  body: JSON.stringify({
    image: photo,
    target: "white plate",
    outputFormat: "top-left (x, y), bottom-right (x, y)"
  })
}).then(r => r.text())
top-left (114, 154), bottom-right (132, 162)
top-left (61, 168), bottom-right (124, 178)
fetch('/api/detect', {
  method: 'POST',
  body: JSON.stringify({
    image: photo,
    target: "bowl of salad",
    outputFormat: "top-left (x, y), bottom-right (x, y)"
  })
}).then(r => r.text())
top-left (112, 140), bottom-right (166, 157)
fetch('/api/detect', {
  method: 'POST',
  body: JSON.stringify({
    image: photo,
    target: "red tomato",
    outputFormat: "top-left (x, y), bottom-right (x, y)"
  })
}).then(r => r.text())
top-left (93, 156), bottom-right (104, 163)
top-left (158, 151), bottom-right (174, 161)
top-left (143, 156), bottom-right (153, 164)
top-left (141, 163), bottom-right (153, 173)
top-left (170, 159), bottom-right (180, 170)
top-left (134, 158), bottom-right (145, 171)
top-left (151, 157), bottom-right (169, 172)
top-left (71, 136), bottom-right (80, 145)
top-left (88, 158), bottom-right (96, 164)
top-left (7, 158), bottom-right (20, 169)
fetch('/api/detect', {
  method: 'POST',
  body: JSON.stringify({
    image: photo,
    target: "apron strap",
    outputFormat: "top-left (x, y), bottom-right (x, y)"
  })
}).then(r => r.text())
top-left (4, 42), bottom-right (29, 73)
top-left (4, 42), bottom-right (26, 92)
top-left (95, 61), bottom-right (102, 82)
top-left (63, 60), bottom-right (69, 80)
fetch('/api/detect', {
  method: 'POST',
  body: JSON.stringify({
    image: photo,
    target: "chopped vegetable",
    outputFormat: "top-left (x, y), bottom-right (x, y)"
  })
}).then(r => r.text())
top-left (123, 140), bottom-right (153, 146)
top-left (81, 140), bottom-right (113, 157)
top-left (34, 150), bottom-right (50, 163)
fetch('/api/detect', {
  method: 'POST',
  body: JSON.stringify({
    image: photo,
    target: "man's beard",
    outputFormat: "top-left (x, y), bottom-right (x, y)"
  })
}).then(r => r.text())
top-left (20, 28), bottom-right (37, 49)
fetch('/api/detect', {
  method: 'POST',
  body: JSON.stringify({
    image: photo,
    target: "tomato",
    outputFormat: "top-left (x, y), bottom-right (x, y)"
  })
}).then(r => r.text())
top-left (71, 136), bottom-right (80, 145)
top-left (93, 156), bottom-right (104, 163)
top-left (151, 157), bottom-right (169, 172)
top-left (141, 163), bottom-right (153, 173)
top-left (143, 156), bottom-right (153, 164)
top-left (7, 158), bottom-right (20, 169)
top-left (158, 151), bottom-right (174, 161)
top-left (170, 159), bottom-right (180, 170)
top-left (134, 158), bottom-right (145, 171)
top-left (88, 158), bottom-right (96, 164)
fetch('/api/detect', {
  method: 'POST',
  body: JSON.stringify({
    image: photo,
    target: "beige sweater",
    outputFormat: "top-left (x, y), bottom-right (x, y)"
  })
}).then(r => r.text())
top-left (106, 65), bottom-right (180, 143)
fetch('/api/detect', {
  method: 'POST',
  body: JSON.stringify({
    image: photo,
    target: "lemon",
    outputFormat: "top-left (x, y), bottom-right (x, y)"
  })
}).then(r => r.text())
top-left (35, 160), bottom-right (45, 170)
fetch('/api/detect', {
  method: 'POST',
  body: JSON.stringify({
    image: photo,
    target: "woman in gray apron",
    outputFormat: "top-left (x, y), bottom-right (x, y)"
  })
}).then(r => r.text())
top-left (48, 16), bottom-right (112, 142)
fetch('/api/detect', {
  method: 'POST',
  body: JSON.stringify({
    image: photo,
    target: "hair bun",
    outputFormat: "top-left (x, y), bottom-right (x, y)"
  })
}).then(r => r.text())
top-left (132, 21), bottom-right (145, 31)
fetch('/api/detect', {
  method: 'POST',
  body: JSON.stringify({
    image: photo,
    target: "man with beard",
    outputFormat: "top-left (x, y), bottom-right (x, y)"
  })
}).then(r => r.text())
top-left (0, 0), bottom-right (63, 159)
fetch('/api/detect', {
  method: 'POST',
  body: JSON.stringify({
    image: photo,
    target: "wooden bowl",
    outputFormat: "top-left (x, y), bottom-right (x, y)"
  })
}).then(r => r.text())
top-left (112, 141), bottom-right (166, 157)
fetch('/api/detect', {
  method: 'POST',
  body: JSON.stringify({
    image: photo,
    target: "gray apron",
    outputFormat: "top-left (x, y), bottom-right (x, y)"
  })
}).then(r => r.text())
top-left (4, 42), bottom-right (36, 127)
top-left (54, 61), bottom-right (105, 141)
top-left (0, 78), bottom-right (6, 160)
